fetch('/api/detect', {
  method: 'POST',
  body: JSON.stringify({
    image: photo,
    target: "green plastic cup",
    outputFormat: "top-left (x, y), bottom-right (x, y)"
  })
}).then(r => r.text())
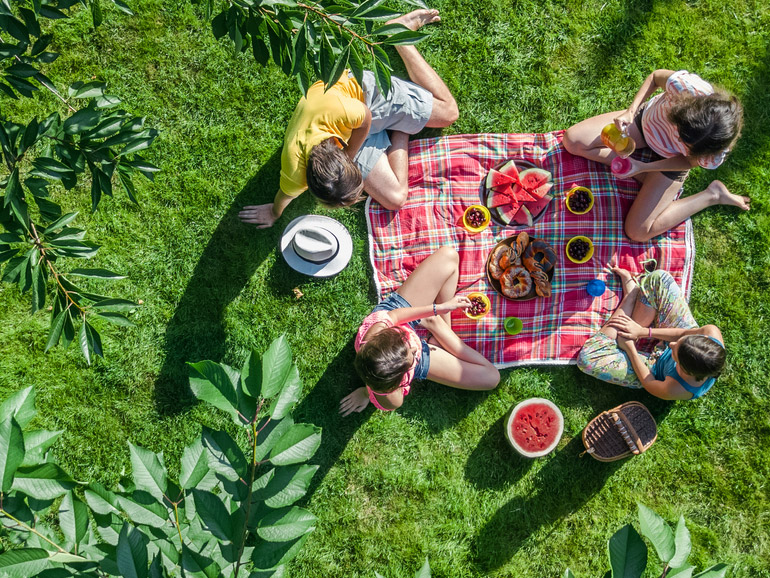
top-left (504, 317), bottom-right (523, 336)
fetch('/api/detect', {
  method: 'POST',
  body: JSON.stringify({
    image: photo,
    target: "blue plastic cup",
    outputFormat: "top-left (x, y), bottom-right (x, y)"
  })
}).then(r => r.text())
top-left (586, 279), bottom-right (606, 297)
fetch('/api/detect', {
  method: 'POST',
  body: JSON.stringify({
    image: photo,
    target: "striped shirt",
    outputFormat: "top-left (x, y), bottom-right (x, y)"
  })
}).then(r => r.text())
top-left (641, 70), bottom-right (728, 170)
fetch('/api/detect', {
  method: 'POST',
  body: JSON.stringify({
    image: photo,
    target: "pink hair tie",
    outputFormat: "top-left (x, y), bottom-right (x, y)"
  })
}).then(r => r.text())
top-left (648, 327), bottom-right (652, 339)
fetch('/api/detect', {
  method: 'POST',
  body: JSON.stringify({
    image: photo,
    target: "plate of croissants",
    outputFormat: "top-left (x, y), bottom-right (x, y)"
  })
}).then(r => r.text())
top-left (486, 232), bottom-right (557, 300)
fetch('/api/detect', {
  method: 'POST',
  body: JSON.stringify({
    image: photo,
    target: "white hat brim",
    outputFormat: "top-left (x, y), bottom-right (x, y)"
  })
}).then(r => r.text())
top-left (279, 215), bottom-right (353, 278)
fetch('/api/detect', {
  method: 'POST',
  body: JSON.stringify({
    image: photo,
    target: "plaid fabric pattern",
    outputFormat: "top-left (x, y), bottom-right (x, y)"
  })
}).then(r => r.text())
top-left (365, 132), bottom-right (695, 368)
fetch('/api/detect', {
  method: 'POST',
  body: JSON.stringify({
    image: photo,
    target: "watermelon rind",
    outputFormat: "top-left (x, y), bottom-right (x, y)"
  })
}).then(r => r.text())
top-left (529, 182), bottom-right (554, 200)
top-left (488, 191), bottom-right (514, 208)
top-left (518, 168), bottom-right (552, 192)
top-left (523, 193), bottom-right (554, 221)
top-left (497, 203), bottom-right (521, 225)
top-left (498, 160), bottom-right (520, 182)
top-left (505, 398), bottom-right (564, 458)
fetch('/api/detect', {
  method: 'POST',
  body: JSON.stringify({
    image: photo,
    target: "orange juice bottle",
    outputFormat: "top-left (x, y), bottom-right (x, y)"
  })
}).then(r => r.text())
top-left (601, 124), bottom-right (636, 157)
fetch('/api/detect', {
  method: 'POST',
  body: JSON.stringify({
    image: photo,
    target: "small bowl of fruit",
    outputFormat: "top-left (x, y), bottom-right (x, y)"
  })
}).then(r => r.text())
top-left (465, 292), bottom-right (491, 320)
top-left (565, 186), bottom-right (594, 215)
top-left (566, 236), bottom-right (594, 264)
top-left (463, 205), bottom-right (491, 233)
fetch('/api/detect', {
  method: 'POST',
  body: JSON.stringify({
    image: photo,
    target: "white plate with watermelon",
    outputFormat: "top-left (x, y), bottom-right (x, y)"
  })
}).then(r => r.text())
top-left (483, 160), bottom-right (554, 227)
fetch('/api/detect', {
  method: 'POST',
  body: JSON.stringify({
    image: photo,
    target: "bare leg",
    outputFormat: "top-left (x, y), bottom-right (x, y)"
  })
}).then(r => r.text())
top-left (600, 267), bottom-right (641, 340)
top-left (563, 110), bottom-right (646, 165)
top-left (625, 176), bottom-right (751, 242)
top-left (362, 131), bottom-right (409, 210)
top-left (386, 10), bottom-right (459, 127)
top-left (396, 245), bottom-right (458, 326)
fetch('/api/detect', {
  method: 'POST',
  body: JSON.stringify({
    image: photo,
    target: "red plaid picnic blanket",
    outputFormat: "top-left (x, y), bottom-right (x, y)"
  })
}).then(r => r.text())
top-left (365, 132), bottom-right (695, 368)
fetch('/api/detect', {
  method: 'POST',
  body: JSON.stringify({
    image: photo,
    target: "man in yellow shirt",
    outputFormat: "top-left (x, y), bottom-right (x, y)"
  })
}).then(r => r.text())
top-left (239, 9), bottom-right (459, 229)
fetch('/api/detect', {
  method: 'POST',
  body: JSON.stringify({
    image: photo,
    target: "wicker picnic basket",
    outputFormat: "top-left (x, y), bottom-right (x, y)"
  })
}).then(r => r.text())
top-left (581, 401), bottom-right (657, 462)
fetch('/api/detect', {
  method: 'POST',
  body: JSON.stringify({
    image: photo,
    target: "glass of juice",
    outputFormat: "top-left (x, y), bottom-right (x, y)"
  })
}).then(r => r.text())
top-left (601, 124), bottom-right (636, 158)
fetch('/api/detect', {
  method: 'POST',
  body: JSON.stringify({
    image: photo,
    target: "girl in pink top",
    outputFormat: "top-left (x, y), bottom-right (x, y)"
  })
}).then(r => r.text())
top-left (339, 246), bottom-right (500, 415)
top-left (564, 69), bottom-right (749, 242)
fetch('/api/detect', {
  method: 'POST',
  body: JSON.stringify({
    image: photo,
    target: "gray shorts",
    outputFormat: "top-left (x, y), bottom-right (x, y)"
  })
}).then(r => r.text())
top-left (353, 70), bottom-right (434, 179)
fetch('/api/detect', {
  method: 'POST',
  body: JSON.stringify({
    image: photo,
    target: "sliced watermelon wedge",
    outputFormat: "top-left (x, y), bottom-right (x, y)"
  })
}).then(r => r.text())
top-left (498, 160), bottom-right (521, 183)
top-left (511, 205), bottom-right (533, 227)
top-left (485, 168), bottom-right (517, 190)
top-left (524, 193), bottom-right (554, 220)
top-left (528, 182), bottom-right (553, 200)
top-left (497, 202), bottom-right (521, 225)
top-left (518, 168), bottom-right (552, 193)
top-left (488, 191), bottom-right (514, 208)
top-left (511, 182), bottom-right (537, 203)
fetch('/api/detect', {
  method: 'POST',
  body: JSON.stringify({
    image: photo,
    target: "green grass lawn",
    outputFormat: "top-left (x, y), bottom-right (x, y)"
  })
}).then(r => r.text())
top-left (2, 0), bottom-right (769, 576)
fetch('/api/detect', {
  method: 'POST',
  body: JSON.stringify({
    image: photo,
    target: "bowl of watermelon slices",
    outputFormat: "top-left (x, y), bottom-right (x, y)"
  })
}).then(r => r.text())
top-left (483, 160), bottom-right (555, 227)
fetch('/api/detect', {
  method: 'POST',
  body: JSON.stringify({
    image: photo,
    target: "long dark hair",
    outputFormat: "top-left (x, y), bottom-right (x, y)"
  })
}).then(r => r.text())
top-left (677, 335), bottom-right (726, 381)
top-left (668, 91), bottom-right (743, 157)
top-left (306, 138), bottom-right (364, 207)
top-left (354, 327), bottom-right (412, 393)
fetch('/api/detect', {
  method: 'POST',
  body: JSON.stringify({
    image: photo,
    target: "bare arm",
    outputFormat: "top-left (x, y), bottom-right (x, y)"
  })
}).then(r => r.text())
top-left (385, 295), bottom-right (471, 327)
top-left (615, 69), bottom-right (677, 132)
top-left (339, 384), bottom-right (404, 416)
top-left (620, 155), bottom-right (697, 177)
top-left (618, 338), bottom-right (693, 400)
top-left (345, 106), bottom-right (372, 160)
top-left (420, 315), bottom-right (490, 366)
top-left (238, 190), bottom-right (296, 229)
top-left (609, 313), bottom-right (721, 343)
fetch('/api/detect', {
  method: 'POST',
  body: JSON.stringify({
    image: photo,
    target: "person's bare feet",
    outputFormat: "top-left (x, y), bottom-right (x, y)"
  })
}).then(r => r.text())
top-left (612, 266), bottom-right (636, 294)
top-left (387, 8), bottom-right (440, 31)
top-left (708, 180), bottom-right (751, 210)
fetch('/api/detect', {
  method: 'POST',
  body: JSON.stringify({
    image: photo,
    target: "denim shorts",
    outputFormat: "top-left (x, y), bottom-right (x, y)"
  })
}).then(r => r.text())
top-left (353, 70), bottom-right (433, 179)
top-left (371, 292), bottom-right (431, 381)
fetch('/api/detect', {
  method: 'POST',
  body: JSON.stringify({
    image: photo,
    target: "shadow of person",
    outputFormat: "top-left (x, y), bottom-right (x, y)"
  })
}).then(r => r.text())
top-left (471, 397), bottom-right (672, 573)
top-left (154, 148), bottom-right (313, 414)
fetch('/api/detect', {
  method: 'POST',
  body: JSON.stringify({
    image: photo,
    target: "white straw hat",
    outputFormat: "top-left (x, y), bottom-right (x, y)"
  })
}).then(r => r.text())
top-left (279, 215), bottom-right (353, 278)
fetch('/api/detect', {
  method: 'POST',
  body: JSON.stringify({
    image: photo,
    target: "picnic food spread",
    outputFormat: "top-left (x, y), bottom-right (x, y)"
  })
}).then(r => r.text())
top-left (487, 232), bottom-right (556, 300)
top-left (484, 160), bottom-right (554, 226)
top-left (565, 186), bottom-right (594, 214)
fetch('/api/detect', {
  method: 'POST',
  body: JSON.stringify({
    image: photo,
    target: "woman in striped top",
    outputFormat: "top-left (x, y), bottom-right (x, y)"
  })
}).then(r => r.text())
top-left (563, 69), bottom-right (748, 242)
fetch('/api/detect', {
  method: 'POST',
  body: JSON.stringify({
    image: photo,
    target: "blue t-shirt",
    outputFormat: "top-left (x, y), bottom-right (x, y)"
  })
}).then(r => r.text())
top-left (651, 338), bottom-right (723, 399)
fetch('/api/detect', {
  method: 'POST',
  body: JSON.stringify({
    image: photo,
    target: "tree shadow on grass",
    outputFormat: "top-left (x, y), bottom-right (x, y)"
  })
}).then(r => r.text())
top-left (154, 148), bottom-right (313, 414)
top-left (471, 397), bottom-right (672, 573)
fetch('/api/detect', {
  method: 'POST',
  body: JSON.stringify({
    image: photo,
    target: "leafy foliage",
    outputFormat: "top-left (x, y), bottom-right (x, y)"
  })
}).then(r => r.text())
top-left (565, 504), bottom-right (729, 578)
top-left (200, 0), bottom-right (433, 95)
top-left (1, 0), bottom-right (158, 362)
top-left (0, 336), bottom-right (321, 576)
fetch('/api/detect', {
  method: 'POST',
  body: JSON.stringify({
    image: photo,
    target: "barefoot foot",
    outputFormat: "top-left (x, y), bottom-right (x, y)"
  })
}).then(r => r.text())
top-left (708, 180), bottom-right (751, 210)
top-left (611, 266), bottom-right (636, 294)
top-left (387, 9), bottom-right (440, 31)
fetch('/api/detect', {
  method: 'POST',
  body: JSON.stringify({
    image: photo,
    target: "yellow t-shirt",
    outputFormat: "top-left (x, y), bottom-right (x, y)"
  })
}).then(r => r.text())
top-left (280, 73), bottom-right (367, 197)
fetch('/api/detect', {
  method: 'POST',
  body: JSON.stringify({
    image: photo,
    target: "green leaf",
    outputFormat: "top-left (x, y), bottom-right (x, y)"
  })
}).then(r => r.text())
top-left (95, 312), bottom-right (135, 327)
top-left (180, 545), bottom-right (219, 578)
top-left (119, 135), bottom-right (156, 157)
top-left (0, 549), bottom-right (50, 578)
top-left (116, 523), bottom-right (148, 578)
top-left (90, 0), bottom-right (104, 27)
top-left (0, 385), bottom-right (37, 427)
top-left (240, 349), bottom-right (262, 399)
top-left (31, 157), bottom-right (75, 181)
top-left (192, 490), bottom-right (234, 542)
top-left (59, 491), bottom-right (89, 544)
top-left (254, 416), bottom-right (294, 462)
top-left (21, 429), bottom-right (63, 466)
top-left (91, 298), bottom-right (138, 312)
top-left (326, 44), bottom-right (350, 90)
top-left (269, 424), bottom-right (322, 466)
top-left (7, 63), bottom-right (39, 79)
top-left (256, 506), bottom-right (316, 542)
top-left (668, 566), bottom-right (695, 578)
top-left (415, 558), bottom-right (431, 578)
top-left (382, 30), bottom-right (428, 45)
top-left (348, 44), bottom-right (364, 87)
top-left (70, 81), bottom-right (106, 99)
top-left (350, 0), bottom-right (387, 18)
top-left (63, 109), bottom-right (101, 135)
top-left (79, 321), bottom-right (91, 365)
top-left (117, 491), bottom-right (168, 528)
top-left (371, 22), bottom-right (410, 36)
top-left (637, 504), bottom-right (675, 563)
top-left (692, 564), bottom-right (729, 578)
top-left (110, 0), bottom-right (133, 16)
top-left (188, 360), bottom-right (241, 421)
top-left (201, 427), bottom-right (247, 482)
top-left (129, 443), bottom-right (168, 503)
top-left (68, 267), bottom-right (126, 279)
top-left (670, 515), bottom-right (692, 568)
top-left (373, 52), bottom-right (392, 97)
top-left (608, 524), bottom-right (647, 578)
top-left (0, 15), bottom-right (29, 43)
top-left (11, 463), bottom-right (76, 499)
top-left (268, 364), bottom-right (301, 419)
top-left (319, 33), bottom-right (333, 87)
top-left (252, 464), bottom-right (319, 508)
top-left (290, 23), bottom-right (307, 75)
top-left (250, 534), bottom-right (309, 571)
top-left (564, 571), bottom-right (576, 578)
top-left (43, 212), bottom-right (79, 233)
top-left (0, 416), bottom-right (25, 492)
top-left (261, 337), bottom-right (295, 397)
top-left (84, 482), bottom-right (120, 515)
top-left (179, 438), bottom-right (210, 490)
top-left (30, 262), bottom-right (46, 313)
